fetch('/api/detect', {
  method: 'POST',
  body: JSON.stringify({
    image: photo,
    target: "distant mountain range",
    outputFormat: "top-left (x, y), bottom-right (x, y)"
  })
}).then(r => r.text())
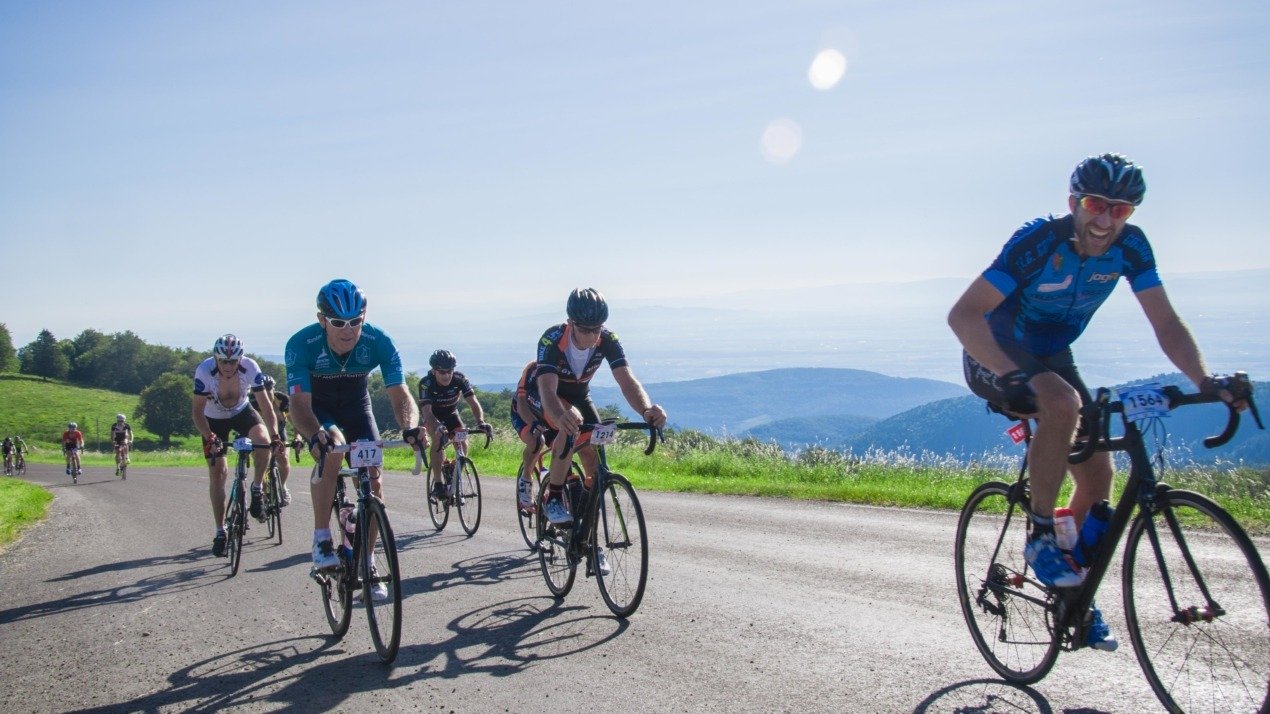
top-left (584, 367), bottom-right (968, 434)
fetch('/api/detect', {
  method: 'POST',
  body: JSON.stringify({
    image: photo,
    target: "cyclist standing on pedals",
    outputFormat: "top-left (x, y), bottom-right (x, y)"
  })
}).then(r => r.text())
top-left (191, 334), bottom-right (282, 558)
top-left (418, 349), bottom-right (489, 503)
top-left (110, 414), bottom-right (133, 476)
top-left (512, 360), bottom-right (545, 510)
top-left (61, 422), bottom-right (84, 478)
top-left (285, 279), bottom-right (425, 573)
top-left (526, 288), bottom-right (667, 529)
top-left (948, 153), bottom-right (1245, 652)
top-left (262, 375), bottom-right (294, 507)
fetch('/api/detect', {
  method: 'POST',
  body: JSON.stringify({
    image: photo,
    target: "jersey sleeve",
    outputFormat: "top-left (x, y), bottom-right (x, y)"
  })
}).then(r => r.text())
top-left (418, 375), bottom-right (435, 405)
top-left (244, 358), bottom-right (267, 392)
top-left (1119, 228), bottom-right (1162, 292)
top-left (536, 327), bottom-right (564, 376)
top-left (284, 331), bottom-right (313, 394)
top-left (376, 331), bottom-right (405, 387)
top-left (193, 361), bottom-right (212, 396)
top-left (982, 217), bottom-right (1055, 298)
top-left (458, 374), bottom-right (475, 398)
top-left (600, 331), bottom-right (629, 370)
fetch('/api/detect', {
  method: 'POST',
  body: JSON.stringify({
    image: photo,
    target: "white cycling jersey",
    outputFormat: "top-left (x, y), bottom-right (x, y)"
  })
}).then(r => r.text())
top-left (193, 356), bottom-right (267, 419)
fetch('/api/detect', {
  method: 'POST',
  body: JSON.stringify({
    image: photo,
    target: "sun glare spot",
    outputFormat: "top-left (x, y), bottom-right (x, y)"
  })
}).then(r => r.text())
top-left (808, 49), bottom-right (847, 90)
top-left (761, 119), bottom-right (803, 164)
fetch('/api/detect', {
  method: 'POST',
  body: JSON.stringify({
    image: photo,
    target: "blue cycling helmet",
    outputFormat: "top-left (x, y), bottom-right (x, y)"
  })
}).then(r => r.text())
top-left (316, 279), bottom-right (368, 319)
top-left (1070, 153), bottom-right (1147, 205)
top-left (566, 288), bottom-right (608, 326)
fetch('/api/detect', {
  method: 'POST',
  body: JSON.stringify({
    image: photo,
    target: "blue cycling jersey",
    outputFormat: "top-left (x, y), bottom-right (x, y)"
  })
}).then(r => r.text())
top-left (983, 214), bottom-right (1161, 357)
top-left (284, 322), bottom-right (405, 407)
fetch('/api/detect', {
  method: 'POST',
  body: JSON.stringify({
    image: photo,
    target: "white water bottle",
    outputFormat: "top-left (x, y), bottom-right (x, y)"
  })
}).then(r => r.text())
top-left (1054, 507), bottom-right (1078, 551)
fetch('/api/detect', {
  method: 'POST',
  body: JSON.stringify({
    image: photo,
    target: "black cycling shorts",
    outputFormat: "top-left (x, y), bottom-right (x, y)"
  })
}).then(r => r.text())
top-left (206, 407), bottom-right (267, 454)
top-left (963, 345), bottom-right (1094, 434)
top-left (313, 398), bottom-right (380, 444)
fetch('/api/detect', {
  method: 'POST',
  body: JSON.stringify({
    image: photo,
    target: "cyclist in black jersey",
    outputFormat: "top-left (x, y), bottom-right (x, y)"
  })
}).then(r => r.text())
top-left (948, 154), bottom-right (1245, 649)
top-left (418, 349), bottom-right (489, 501)
top-left (262, 376), bottom-right (293, 506)
top-left (110, 414), bottom-right (133, 475)
top-left (526, 288), bottom-right (667, 526)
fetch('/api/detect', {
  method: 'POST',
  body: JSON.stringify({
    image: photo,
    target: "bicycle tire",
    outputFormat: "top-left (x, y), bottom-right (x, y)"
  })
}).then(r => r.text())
top-left (427, 467), bottom-right (451, 531)
top-left (361, 498), bottom-right (403, 663)
top-left (455, 457), bottom-right (482, 536)
top-left (265, 463), bottom-right (283, 544)
top-left (321, 500), bottom-right (353, 637)
top-left (594, 472), bottom-right (649, 618)
top-left (516, 464), bottom-right (540, 551)
top-left (954, 481), bottom-right (1060, 684)
top-left (1123, 488), bottom-right (1270, 714)
top-left (227, 483), bottom-right (246, 577)
top-left (537, 489), bottom-right (577, 598)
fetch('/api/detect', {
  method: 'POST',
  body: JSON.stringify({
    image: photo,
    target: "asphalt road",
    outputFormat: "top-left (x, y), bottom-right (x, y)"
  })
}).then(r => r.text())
top-left (0, 462), bottom-right (1246, 712)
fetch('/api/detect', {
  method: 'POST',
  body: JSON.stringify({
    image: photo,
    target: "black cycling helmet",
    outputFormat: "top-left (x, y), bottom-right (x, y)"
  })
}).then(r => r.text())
top-left (429, 349), bottom-right (457, 370)
top-left (316, 279), bottom-right (368, 319)
top-left (1070, 153), bottom-right (1147, 206)
top-left (566, 288), bottom-right (608, 327)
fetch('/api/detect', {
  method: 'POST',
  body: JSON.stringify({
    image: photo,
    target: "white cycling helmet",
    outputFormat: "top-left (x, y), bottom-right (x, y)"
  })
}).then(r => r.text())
top-left (116, 414), bottom-right (126, 421)
top-left (68, 422), bottom-right (77, 429)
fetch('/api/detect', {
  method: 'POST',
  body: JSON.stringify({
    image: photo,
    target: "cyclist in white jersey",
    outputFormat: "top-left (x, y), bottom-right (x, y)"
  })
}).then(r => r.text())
top-left (191, 334), bottom-right (281, 558)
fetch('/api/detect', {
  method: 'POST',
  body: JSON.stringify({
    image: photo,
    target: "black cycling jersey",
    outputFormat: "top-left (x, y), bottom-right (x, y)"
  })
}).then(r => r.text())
top-left (418, 371), bottom-right (475, 418)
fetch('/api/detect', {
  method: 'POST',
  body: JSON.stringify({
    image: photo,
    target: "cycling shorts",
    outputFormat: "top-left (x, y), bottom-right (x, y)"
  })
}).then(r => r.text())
top-left (205, 407), bottom-right (266, 459)
top-left (430, 408), bottom-right (464, 437)
top-left (113, 434), bottom-right (128, 446)
top-left (963, 345), bottom-right (1094, 435)
top-left (510, 400), bottom-right (533, 442)
top-left (313, 399), bottom-right (380, 445)
top-left (526, 392), bottom-right (600, 447)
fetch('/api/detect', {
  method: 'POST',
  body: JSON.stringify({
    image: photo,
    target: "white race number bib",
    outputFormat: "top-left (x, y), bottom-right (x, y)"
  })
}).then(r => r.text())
top-left (1119, 384), bottom-right (1170, 424)
top-left (349, 440), bottom-right (384, 468)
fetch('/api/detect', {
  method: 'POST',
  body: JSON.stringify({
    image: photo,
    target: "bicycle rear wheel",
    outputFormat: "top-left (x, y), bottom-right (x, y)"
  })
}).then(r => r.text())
top-left (1123, 488), bottom-right (1270, 714)
top-left (321, 500), bottom-right (353, 637)
top-left (455, 457), bottom-right (482, 535)
top-left (594, 473), bottom-right (648, 618)
top-left (954, 481), bottom-right (1059, 684)
top-left (516, 465), bottom-right (540, 551)
top-left (361, 499), bottom-right (402, 663)
top-left (427, 469), bottom-right (450, 531)
top-left (227, 485), bottom-right (246, 577)
top-left (537, 495), bottom-right (577, 598)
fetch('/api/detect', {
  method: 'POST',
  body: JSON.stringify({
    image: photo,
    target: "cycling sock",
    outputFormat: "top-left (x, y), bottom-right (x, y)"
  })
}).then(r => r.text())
top-left (216, 527), bottom-right (226, 536)
top-left (314, 528), bottom-right (333, 543)
top-left (548, 484), bottom-right (564, 499)
top-left (1029, 514), bottom-right (1055, 540)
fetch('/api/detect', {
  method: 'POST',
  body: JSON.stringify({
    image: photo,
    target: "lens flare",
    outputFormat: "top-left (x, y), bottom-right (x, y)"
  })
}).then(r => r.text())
top-left (761, 119), bottom-right (803, 164)
top-left (808, 49), bottom-right (847, 90)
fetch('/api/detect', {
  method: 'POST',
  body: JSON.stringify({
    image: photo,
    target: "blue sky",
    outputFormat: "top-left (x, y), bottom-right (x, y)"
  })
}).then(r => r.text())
top-left (3, 1), bottom-right (1268, 383)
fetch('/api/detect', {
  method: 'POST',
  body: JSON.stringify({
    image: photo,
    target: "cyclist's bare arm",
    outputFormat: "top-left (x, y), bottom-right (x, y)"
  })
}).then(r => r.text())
top-left (464, 393), bottom-right (486, 425)
top-left (1135, 286), bottom-right (1210, 387)
top-left (537, 372), bottom-right (580, 436)
top-left (612, 365), bottom-right (666, 428)
top-left (948, 277), bottom-right (1018, 376)
top-left (191, 394), bottom-right (215, 441)
top-left (249, 388), bottom-right (281, 441)
top-left (385, 383), bottom-right (419, 432)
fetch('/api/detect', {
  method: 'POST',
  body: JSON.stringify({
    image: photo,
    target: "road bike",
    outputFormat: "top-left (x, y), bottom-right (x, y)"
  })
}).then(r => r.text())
top-left (261, 449), bottom-right (283, 545)
top-left (425, 424), bottom-right (492, 535)
top-left (64, 446), bottom-right (83, 483)
top-left (2, 452), bottom-right (12, 477)
top-left (310, 439), bottom-right (422, 663)
top-left (516, 445), bottom-right (584, 551)
top-left (536, 420), bottom-right (661, 618)
top-left (226, 436), bottom-right (273, 576)
top-left (114, 441), bottom-right (130, 480)
top-left (955, 373), bottom-right (1268, 713)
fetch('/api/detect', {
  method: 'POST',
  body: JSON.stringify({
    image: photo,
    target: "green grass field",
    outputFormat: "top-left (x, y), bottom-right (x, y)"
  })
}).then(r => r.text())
top-left (0, 478), bottom-right (53, 549)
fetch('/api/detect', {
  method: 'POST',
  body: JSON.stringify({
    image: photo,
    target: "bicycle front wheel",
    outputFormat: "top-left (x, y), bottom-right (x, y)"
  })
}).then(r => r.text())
top-left (227, 489), bottom-right (246, 577)
top-left (537, 510), bottom-right (577, 598)
top-left (455, 457), bottom-right (482, 536)
top-left (1123, 489), bottom-right (1270, 714)
top-left (516, 465), bottom-right (540, 551)
top-left (321, 500), bottom-right (352, 637)
top-left (594, 473), bottom-right (648, 618)
top-left (265, 464), bottom-right (283, 544)
top-left (361, 498), bottom-right (403, 663)
top-left (954, 481), bottom-right (1059, 684)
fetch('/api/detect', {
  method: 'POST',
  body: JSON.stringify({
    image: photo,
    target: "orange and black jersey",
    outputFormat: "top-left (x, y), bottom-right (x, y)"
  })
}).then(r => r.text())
top-left (418, 371), bottom-right (475, 416)
top-left (530, 323), bottom-right (627, 401)
top-left (514, 360), bottom-right (536, 404)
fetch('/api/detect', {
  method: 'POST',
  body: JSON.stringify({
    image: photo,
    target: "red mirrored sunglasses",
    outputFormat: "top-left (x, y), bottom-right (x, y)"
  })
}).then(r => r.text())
top-left (1078, 195), bottom-right (1135, 220)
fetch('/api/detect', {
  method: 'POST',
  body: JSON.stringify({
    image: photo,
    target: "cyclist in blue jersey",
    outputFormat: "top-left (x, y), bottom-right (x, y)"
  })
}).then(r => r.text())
top-left (418, 349), bottom-right (489, 502)
top-left (285, 279), bottom-right (425, 570)
top-left (948, 153), bottom-right (1243, 650)
top-left (525, 288), bottom-right (667, 527)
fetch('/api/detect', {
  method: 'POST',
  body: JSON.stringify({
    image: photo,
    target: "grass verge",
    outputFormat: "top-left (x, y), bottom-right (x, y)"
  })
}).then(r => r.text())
top-left (0, 479), bottom-right (54, 549)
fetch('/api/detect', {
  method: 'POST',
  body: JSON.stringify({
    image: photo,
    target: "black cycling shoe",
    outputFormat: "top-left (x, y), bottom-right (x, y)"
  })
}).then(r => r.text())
top-left (212, 532), bottom-right (227, 557)
top-left (249, 489), bottom-right (263, 520)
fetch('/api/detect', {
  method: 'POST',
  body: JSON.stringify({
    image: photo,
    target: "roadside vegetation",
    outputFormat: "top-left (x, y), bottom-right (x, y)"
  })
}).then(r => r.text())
top-left (0, 479), bottom-right (53, 549)
top-left (4, 371), bottom-right (1266, 532)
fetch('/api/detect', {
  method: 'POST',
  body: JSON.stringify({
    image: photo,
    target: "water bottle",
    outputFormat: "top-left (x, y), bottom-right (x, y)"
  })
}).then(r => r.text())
top-left (1053, 508), bottom-right (1078, 551)
top-left (1073, 500), bottom-right (1113, 568)
top-left (338, 505), bottom-right (356, 547)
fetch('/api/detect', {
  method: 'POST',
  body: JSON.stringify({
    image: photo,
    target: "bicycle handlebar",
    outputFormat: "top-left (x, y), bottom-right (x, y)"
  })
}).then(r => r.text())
top-left (438, 423), bottom-right (493, 450)
top-left (319, 438), bottom-right (425, 475)
top-left (554, 420), bottom-right (665, 459)
top-left (1069, 372), bottom-right (1261, 464)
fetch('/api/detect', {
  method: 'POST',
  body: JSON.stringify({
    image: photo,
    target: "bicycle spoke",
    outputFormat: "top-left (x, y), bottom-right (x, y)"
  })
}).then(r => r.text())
top-left (361, 500), bottom-right (402, 663)
top-left (456, 458), bottom-right (482, 536)
top-left (594, 473), bottom-right (648, 618)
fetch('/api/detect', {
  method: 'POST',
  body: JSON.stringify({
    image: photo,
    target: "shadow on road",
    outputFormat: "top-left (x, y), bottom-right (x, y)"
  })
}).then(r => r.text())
top-left (913, 678), bottom-right (1074, 713)
top-left (401, 548), bottom-right (540, 597)
top-left (0, 549), bottom-right (222, 624)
